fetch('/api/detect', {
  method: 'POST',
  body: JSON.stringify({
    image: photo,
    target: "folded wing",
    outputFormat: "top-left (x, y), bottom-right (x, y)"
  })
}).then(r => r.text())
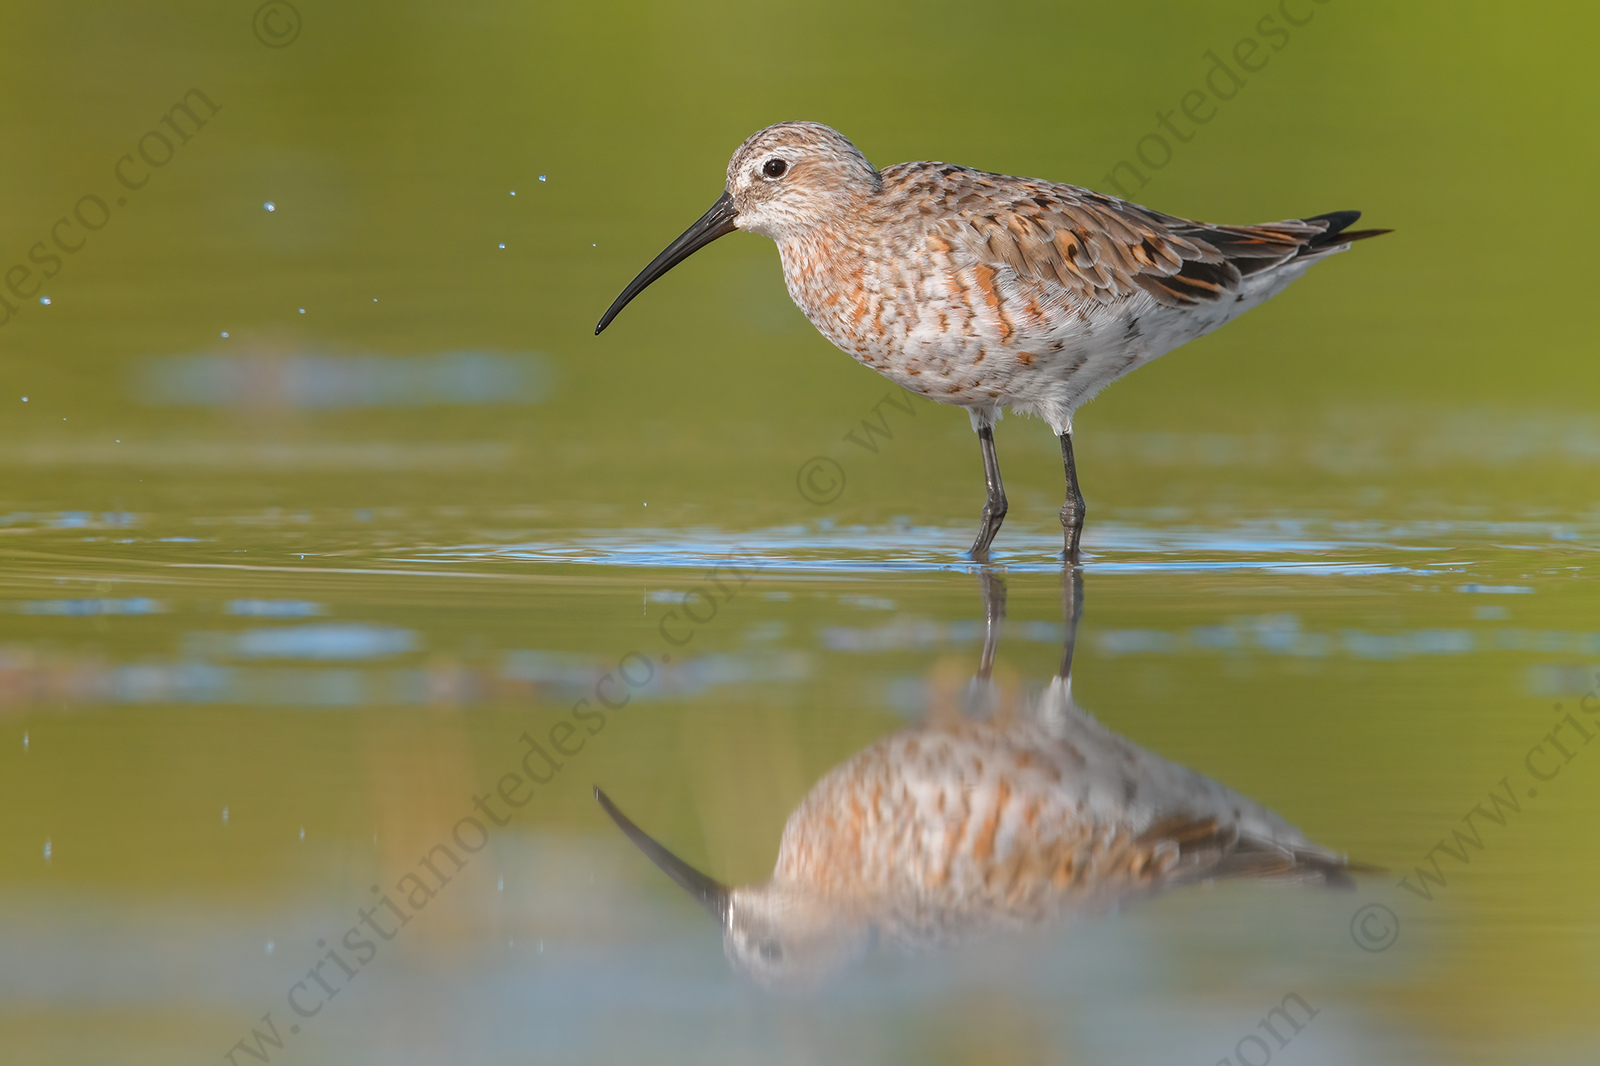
top-left (904, 164), bottom-right (1384, 310)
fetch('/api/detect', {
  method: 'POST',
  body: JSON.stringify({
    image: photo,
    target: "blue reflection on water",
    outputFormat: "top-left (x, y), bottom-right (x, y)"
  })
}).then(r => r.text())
top-left (0, 512), bottom-right (139, 529)
top-left (0, 647), bottom-right (809, 708)
top-left (18, 598), bottom-right (164, 615)
top-left (1095, 619), bottom-right (1600, 660)
top-left (136, 350), bottom-right (550, 408)
top-left (402, 520), bottom-right (1461, 576)
top-left (185, 623), bottom-right (417, 659)
top-left (502, 649), bottom-right (810, 699)
top-left (225, 599), bottom-right (326, 618)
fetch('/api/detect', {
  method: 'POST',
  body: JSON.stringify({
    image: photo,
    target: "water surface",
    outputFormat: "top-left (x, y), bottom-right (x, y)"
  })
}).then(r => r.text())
top-left (2, 2), bottom-right (1597, 1063)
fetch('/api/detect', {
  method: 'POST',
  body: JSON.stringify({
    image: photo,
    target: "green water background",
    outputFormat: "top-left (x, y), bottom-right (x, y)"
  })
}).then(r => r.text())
top-left (1, 1), bottom-right (1598, 1062)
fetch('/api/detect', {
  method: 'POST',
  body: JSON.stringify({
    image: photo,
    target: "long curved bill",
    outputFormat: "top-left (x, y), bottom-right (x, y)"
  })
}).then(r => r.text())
top-left (594, 786), bottom-right (731, 926)
top-left (594, 191), bottom-right (739, 335)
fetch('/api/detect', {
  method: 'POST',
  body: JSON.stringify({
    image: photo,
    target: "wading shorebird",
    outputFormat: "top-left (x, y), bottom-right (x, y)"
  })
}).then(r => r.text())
top-left (595, 122), bottom-right (1388, 561)
top-left (595, 571), bottom-right (1371, 989)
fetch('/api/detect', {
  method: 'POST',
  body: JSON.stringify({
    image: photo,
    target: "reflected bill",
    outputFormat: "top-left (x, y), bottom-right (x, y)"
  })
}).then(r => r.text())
top-left (597, 569), bottom-right (1375, 989)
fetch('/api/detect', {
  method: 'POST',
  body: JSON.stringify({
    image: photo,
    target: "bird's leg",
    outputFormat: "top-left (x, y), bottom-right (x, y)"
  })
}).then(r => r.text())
top-left (1036, 560), bottom-right (1083, 732)
top-left (968, 424), bottom-right (1008, 561)
top-left (962, 567), bottom-right (1007, 721)
top-left (1059, 430), bottom-right (1087, 563)
top-left (976, 568), bottom-right (1006, 682)
top-left (1057, 562), bottom-right (1083, 683)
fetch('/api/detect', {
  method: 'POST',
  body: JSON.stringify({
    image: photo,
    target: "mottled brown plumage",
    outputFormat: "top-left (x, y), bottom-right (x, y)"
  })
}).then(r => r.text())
top-left (596, 571), bottom-right (1367, 989)
top-left (597, 122), bottom-right (1388, 560)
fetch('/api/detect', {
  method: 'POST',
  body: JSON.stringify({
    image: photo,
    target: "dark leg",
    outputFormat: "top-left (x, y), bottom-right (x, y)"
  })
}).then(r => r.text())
top-left (1059, 431), bottom-right (1086, 563)
top-left (1057, 562), bottom-right (1083, 682)
top-left (968, 425), bottom-right (1008, 561)
top-left (976, 568), bottom-right (1006, 682)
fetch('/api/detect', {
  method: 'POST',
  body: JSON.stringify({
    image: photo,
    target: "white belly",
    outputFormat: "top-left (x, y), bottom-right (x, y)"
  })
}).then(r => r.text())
top-left (994, 258), bottom-right (1322, 434)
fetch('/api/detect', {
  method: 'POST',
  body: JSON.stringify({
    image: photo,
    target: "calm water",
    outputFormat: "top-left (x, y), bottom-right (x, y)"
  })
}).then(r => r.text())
top-left (3, 2), bottom-right (1598, 1063)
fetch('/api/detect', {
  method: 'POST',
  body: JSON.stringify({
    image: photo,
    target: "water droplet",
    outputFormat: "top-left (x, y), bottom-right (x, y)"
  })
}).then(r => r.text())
top-left (20, 397), bottom-right (26, 402)
top-left (43, 840), bottom-right (51, 861)
top-left (498, 242), bottom-right (505, 249)
top-left (222, 806), bottom-right (230, 824)
top-left (220, 331), bottom-right (229, 338)
top-left (510, 190), bottom-right (516, 196)
top-left (538, 175), bottom-right (546, 182)
top-left (298, 308), bottom-right (305, 314)
top-left (39, 296), bottom-right (50, 305)
top-left (264, 201), bottom-right (276, 212)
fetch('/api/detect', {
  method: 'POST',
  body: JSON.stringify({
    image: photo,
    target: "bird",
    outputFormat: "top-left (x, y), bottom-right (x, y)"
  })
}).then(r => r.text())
top-left (595, 568), bottom-right (1371, 989)
top-left (595, 122), bottom-right (1388, 561)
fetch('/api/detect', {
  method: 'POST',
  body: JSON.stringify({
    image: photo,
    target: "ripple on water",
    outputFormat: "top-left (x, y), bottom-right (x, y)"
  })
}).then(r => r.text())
top-left (379, 519), bottom-right (1552, 577)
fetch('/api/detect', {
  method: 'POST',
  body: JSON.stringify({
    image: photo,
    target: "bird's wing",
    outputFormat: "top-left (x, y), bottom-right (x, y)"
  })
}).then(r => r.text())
top-left (1133, 814), bottom-right (1359, 888)
top-left (894, 163), bottom-right (1354, 309)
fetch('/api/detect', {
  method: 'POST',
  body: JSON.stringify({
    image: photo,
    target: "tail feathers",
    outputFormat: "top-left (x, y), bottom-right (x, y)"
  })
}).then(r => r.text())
top-left (1324, 228), bottom-right (1391, 245)
top-left (1141, 817), bottom-right (1377, 890)
top-left (1210, 838), bottom-right (1373, 890)
top-left (1303, 209), bottom-right (1392, 250)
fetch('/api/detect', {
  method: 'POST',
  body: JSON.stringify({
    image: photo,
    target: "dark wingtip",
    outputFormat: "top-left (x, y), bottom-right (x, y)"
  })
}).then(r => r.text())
top-left (1304, 210), bottom-right (1392, 248)
top-left (1305, 209), bottom-right (1361, 232)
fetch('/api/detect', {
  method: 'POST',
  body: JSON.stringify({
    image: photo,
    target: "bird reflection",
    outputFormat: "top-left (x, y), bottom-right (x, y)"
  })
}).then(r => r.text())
top-left (596, 567), bottom-right (1367, 990)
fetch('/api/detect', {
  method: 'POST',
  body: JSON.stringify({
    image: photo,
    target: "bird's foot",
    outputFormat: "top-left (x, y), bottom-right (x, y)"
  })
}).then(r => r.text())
top-left (1059, 497), bottom-right (1085, 563)
top-left (969, 503), bottom-right (1007, 561)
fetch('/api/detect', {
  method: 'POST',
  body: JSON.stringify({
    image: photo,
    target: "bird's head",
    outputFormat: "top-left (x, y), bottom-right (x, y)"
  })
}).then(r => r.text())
top-left (723, 121), bottom-right (881, 240)
top-left (593, 787), bottom-right (869, 992)
top-left (723, 881), bottom-right (871, 992)
top-left (595, 121), bottom-right (878, 334)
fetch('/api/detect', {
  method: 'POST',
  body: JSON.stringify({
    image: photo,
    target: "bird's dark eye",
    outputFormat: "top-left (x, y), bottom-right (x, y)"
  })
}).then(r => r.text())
top-left (762, 158), bottom-right (788, 179)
